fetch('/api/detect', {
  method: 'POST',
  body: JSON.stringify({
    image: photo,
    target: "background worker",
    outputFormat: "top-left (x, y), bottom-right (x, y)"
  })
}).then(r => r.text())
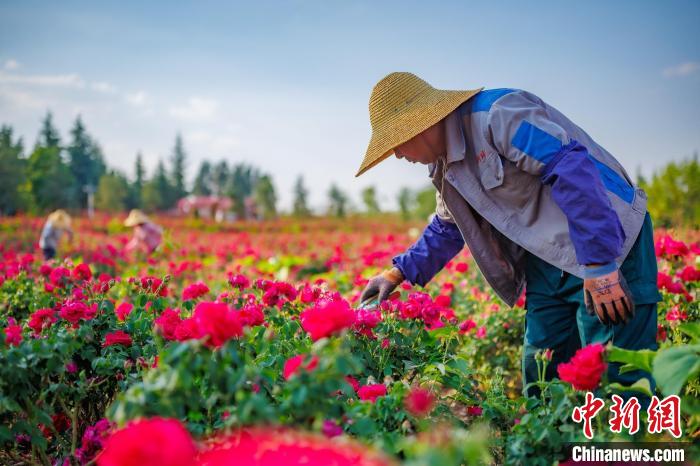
top-left (39, 209), bottom-right (74, 261)
top-left (124, 209), bottom-right (163, 255)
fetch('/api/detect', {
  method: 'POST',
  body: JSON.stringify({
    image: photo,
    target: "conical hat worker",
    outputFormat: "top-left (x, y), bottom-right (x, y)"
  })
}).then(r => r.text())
top-left (124, 209), bottom-right (162, 255)
top-left (39, 209), bottom-right (74, 260)
top-left (358, 72), bottom-right (661, 397)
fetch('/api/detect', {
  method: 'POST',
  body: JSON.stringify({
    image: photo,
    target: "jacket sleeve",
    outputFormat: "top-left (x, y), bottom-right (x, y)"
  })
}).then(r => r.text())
top-left (392, 193), bottom-right (465, 286)
top-left (487, 91), bottom-right (625, 277)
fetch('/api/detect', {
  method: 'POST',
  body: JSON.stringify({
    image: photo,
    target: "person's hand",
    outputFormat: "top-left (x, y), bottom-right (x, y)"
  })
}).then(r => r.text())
top-left (583, 269), bottom-right (635, 326)
top-left (360, 267), bottom-right (404, 304)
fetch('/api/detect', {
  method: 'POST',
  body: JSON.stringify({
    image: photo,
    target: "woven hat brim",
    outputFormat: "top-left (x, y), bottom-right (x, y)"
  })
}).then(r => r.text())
top-left (356, 87), bottom-right (483, 177)
top-left (124, 212), bottom-right (150, 227)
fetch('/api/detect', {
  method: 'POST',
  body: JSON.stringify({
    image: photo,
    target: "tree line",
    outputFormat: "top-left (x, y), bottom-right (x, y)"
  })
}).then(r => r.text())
top-left (0, 112), bottom-right (441, 220)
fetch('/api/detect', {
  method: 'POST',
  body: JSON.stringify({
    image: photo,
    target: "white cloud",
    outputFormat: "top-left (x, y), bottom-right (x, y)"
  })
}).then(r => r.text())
top-left (91, 81), bottom-right (117, 93)
top-left (186, 129), bottom-right (240, 156)
top-left (169, 97), bottom-right (219, 120)
top-left (662, 61), bottom-right (700, 78)
top-left (0, 70), bottom-right (86, 88)
top-left (3, 59), bottom-right (20, 70)
top-left (0, 87), bottom-right (45, 109)
top-left (125, 90), bottom-right (148, 106)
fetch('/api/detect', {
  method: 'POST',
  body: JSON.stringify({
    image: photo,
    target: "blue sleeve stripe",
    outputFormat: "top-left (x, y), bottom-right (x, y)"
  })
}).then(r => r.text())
top-left (588, 156), bottom-right (635, 204)
top-left (511, 121), bottom-right (563, 165)
top-left (465, 88), bottom-right (516, 113)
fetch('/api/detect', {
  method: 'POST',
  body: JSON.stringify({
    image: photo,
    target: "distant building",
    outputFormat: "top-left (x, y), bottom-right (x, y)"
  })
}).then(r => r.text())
top-left (177, 195), bottom-right (233, 222)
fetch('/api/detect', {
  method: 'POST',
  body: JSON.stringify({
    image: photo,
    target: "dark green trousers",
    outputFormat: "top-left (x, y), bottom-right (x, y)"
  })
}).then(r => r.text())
top-left (522, 213), bottom-right (661, 397)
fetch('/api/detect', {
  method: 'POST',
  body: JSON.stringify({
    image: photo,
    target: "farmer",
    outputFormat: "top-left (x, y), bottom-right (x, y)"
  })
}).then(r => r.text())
top-left (39, 209), bottom-right (74, 261)
top-left (358, 72), bottom-right (661, 396)
top-left (124, 209), bottom-right (163, 255)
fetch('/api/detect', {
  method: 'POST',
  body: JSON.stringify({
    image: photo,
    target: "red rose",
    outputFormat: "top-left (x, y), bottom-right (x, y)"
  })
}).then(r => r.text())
top-left (154, 308), bottom-right (183, 341)
top-left (182, 282), bottom-right (210, 301)
top-left (59, 300), bottom-right (96, 327)
top-left (357, 383), bottom-right (387, 403)
top-left (72, 263), bottom-right (92, 282)
top-left (115, 302), bottom-right (133, 322)
top-left (455, 262), bottom-right (469, 273)
top-left (557, 343), bottom-right (607, 391)
top-left (466, 405), bottom-right (483, 416)
top-left (404, 387), bottom-right (435, 417)
top-left (228, 274), bottom-right (250, 290)
top-left (174, 318), bottom-right (200, 341)
top-left (97, 418), bottom-right (196, 466)
top-left (344, 375), bottom-right (360, 393)
top-left (4, 319), bottom-right (22, 346)
top-left (193, 302), bottom-right (243, 348)
top-left (300, 298), bottom-right (356, 341)
top-left (103, 330), bottom-right (133, 348)
top-left (283, 354), bottom-right (319, 380)
top-left (28, 308), bottom-right (57, 335)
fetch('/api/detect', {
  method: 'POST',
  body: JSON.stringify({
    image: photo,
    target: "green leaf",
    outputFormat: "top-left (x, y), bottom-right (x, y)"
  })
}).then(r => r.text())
top-left (653, 344), bottom-right (700, 396)
top-left (607, 346), bottom-right (655, 373)
top-left (608, 377), bottom-right (654, 397)
top-left (679, 323), bottom-right (700, 344)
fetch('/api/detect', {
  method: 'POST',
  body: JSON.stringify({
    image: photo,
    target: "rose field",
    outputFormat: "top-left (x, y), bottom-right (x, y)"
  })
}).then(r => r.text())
top-left (0, 215), bottom-right (698, 465)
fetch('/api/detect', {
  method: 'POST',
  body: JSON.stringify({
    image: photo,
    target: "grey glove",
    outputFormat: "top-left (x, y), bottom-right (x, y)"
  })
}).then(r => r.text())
top-left (360, 267), bottom-right (404, 304)
top-left (584, 269), bottom-right (636, 326)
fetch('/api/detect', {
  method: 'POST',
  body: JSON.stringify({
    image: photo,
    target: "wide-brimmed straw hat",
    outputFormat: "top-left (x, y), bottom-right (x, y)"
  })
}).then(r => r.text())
top-left (124, 209), bottom-right (150, 227)
top-left (48, 210), bottom-right (72, 229)
top-left (356, 72), bottom-right (483, 177)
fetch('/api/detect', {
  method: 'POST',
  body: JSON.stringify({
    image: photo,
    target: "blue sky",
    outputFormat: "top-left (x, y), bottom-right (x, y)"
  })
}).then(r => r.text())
top-left (1, 0), bottom-right (698, 211)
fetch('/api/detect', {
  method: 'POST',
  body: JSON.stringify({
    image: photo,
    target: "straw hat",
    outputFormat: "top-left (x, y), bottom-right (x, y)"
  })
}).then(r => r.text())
top-left (48, 210), bottom-right (72, 229)
top-left (124, 209), bottom-right (150, 227)
top-left (356, 72), bottom-right (483, 177)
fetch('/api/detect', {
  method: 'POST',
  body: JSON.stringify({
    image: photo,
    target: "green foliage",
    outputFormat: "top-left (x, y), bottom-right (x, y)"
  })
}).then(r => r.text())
top-left (95, 171), bottom-right (130, 212)
top-left (26, 146), bottom-right (76, 213)
top-left (362, 186), bottom-right (381, 214)
top-left (254, 175), bottom-right (277, 220)
top-left (67, 117), bottom-right (106, 209)
top-left (0, 126), bottom-right (31, 215)
top-left (170, 133), bottom-right (188, 201)
top-left (328, 184), bottom-right (349, 217)
top-left (639, 154), bottom-right (700, 228)
top-left (192, 160), bottom-right (213, 196)
top-left (397, 187), bottom-right (414, 221)
top-left (292, 175), bottom-right (312, 217)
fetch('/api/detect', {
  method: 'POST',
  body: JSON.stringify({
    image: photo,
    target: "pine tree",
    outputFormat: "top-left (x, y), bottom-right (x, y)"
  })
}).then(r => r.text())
top-left (212, 161), bottom-right (229, 196)
top-left (361, 186), bottom-right (380, 214)
top-left (130, 152), bottom-right (145, 208)
top-left (95, 171), bottom-right (129, 212)
top-left (67, 116), bottom-right (106, 208)
top-left (170, 133), bottom-right (187, 201)
top-left (193, 161), bottom-right (213, 196)
top-left (0, 125), bottom-right (31, 215)
top-left (327, 184), bottom-right (348, 218)
top-left (254, 175), bottom-right (277, 220)
top-left (292, 175), bottom-right (311, 217)
top-left (36, 112), bottom-right (61, 149)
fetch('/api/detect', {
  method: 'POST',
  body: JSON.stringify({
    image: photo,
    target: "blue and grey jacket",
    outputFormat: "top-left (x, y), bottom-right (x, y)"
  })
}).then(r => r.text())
top-left (393, 88), bottom-right (648, 306)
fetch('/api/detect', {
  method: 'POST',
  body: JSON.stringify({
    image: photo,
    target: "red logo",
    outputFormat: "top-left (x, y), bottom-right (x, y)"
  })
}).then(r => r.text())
top-left (476, 150), bottom-right (488, 163)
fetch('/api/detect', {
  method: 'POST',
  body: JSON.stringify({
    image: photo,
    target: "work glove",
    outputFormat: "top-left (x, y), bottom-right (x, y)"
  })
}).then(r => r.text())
top-left (583, 269), bottom-right (635, 326)
top-left (360, 267), bottom-right (404, 304)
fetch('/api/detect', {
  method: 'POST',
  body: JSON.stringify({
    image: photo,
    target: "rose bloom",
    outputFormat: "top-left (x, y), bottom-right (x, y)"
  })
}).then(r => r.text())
top-left (283, 354), bottom-right (319, 380)
top-left (49, 267), bottom-right (71, 287)
top-left (182, 282), bottom-right (210, 301)
top-left (72, 263), bottom-right (93, 282)
top-left (103, 330), bottom-right (133, 348)
top-left (97, 418), bottom-right (196, 466)
top-left (59, 300), bottom-right (97, 326)
top-left (4, 319), bottom-right (22, 346)
top-left (322, 420), bottom-right (344, 438)
top-left (466, 406), bottom-right (483, 416)
top-left (300, 297), bottom-right (356, 341)
top-left (228, 273), bottom-right (250, 290)
top-left (557, 343), bottom-right (607, 391)
top-left (115, 302), bottom-right (134, 322)
top-left (195, 427), bottom-right (390, 466)
top-left (174, 318), bottom-right (200, 341)
top-left (404, 387), bottom-right (435, 417)
top-left (28, 308), bottom-right (57, 335)
top-left (357, 384), bottom-right (387, 403)
top-left (154, 308), bottom-right (183, 340)
top-left (193, 302), bottom-right (243, 348)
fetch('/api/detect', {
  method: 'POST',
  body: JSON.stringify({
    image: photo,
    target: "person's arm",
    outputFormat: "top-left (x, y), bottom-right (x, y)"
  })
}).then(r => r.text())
top-left (487, 90), bottom-right (625, 275)
top-left (392, 192), bottom-right (465, 286)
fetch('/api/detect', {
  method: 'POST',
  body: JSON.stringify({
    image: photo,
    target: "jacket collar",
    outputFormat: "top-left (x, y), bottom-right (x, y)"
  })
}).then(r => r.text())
top-left (429, 106), bottom-right (466, 176)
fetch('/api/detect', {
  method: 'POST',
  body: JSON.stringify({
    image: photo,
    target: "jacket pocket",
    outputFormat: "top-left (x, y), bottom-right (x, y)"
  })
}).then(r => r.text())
top-left (478, 151), bottom-right (505, 189)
